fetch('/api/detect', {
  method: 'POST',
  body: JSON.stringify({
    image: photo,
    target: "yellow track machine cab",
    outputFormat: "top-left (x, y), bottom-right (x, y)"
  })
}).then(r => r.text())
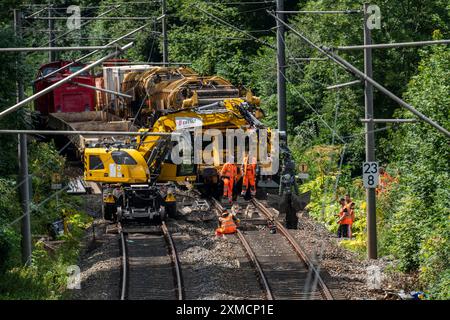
top-left (84, 148), bottom-right (149, 184)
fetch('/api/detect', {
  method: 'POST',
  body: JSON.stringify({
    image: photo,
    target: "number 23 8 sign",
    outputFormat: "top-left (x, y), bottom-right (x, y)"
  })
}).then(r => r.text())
top-left (363, 162), bottom-right (379, 188)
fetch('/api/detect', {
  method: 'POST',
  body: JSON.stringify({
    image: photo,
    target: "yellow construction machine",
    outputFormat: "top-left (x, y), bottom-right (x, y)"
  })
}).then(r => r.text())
top-left (84, 97), bottom-right (272, 222)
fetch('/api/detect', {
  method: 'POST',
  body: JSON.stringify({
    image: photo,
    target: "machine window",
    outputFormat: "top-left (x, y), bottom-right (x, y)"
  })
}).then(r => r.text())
top-left (111, 151), bottom-right (137, 165)
top-left (89, 155), bottom-right (104, 170)
top-left (177, 164), bottom-right (196, 176)
top-left (42, 67), bottom-right (58, 76)
top-left (69, 66), bottom-right (89, 76)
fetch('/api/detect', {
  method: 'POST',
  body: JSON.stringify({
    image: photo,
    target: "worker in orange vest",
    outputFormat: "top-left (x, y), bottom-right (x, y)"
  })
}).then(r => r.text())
top-left (344, 194), bottom-right (355, 239)
top-left (215, 210), bottom-right (237, 236)
top-left (241, 154), bottom-right (257, 197)
top-left (337, 198), bottom-right (352, 238)
top-left (221, 157), bottom-right (237, 203)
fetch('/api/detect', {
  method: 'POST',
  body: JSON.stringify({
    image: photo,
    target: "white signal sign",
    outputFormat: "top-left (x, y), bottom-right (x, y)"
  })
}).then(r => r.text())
top-left (363, 162), bottom-right (379, 188)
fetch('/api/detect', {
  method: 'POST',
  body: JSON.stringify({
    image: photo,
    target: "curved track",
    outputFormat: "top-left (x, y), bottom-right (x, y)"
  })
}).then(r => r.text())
top-left (119, 222), bottom-right (184, 300)
top-left (212, 198), bottom-right (334, 300)
top-left (211, 198), bottom-right (273, 300)
top-left (251, 198), bottom-right (334, 300)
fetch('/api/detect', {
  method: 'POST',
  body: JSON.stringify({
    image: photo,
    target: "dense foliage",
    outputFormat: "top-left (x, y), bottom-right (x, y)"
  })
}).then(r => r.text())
top-left (0, 0), bottom-right (448, 299)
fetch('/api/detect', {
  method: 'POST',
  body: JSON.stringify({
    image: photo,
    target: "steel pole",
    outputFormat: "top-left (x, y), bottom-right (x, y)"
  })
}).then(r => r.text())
top-left (48, 4), bottom-right (56, 62)
top-left (161, 0), bottom-right (169, 66)
top-left (0, 42), bottom-right (134, 120)
top-left (364, 3), bottom-right (377, 259)
top-left (276, 0), bottom-right (287, 140)
top-left (14, 10), bottom-right (32, 266)
top-left (70, 81), bottom-right (132, 99)
top-left (13, 10), bottom-right (25, 103)
top-left (18, 134), bottom-right (32, 266)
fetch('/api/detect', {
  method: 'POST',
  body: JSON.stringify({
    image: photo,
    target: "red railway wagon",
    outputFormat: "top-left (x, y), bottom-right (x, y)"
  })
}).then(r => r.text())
top-left (34, 60), bottom-right (96, 116)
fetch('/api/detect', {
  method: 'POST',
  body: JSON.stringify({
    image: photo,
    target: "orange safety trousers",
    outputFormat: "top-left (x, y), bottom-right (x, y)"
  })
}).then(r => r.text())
top-left (242, 165), bottom-right (256, 196)
top-left (215, 215), bottom-right (237, 236)
top-left (221, 163), bottom-right (237, 202)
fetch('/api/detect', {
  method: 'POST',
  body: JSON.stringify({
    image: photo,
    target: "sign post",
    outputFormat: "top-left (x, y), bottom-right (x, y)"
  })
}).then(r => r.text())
top-left (363, 162), bottom-right (379, 188)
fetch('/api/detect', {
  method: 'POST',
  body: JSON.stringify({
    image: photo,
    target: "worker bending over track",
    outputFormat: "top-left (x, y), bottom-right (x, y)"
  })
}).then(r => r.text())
top-left (241, 154), bottom-right (257, 197)
top-left (221, 156), bottom-right (238, 203)
top-left (215, 210), bottom-right (238, 236)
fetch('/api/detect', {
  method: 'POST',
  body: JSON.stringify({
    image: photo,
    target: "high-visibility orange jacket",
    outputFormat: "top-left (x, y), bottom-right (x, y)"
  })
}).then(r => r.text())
top-left (221, 163), bottom-right (237, 180)
top-left (217, 215), bottom-right (237, 234)
top-left (242, 156), bottom-right (257, 196)
top-left (345, 201), bottom-right (355, 225)
top-left (243, 156), bottom-right (256, 175)
top-left (339, 207), bottom-right (352, 225)
top-left (221, 162), bottom-right (237, 200)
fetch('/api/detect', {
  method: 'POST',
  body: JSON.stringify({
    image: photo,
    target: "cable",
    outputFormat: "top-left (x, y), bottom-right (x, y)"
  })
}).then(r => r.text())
top-left (193, 4), bottom-right (276, 50)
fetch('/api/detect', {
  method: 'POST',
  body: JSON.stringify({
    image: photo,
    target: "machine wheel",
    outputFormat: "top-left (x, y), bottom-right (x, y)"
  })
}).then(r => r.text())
top-left (165, 202), bottom-right (177, 219)
top-left (283, 194), bottom-right (298, 229)
top-left (116, 206), bottom-right (123, 222)
top-left (154, 207), bottom-right (167, 224)
top-left (103, 203), bottom-right (117, 221)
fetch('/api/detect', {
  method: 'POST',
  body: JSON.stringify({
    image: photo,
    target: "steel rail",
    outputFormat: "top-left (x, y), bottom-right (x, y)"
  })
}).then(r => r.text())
top-left (120, 229), bottom-right (128, 300)
top-left (161, 221), bottom-right (184, 300)
top-left (251, 199), bottom-right (334, 300)
top-left (0, 130), bottom-right (179, 137)
top-left (211, 198), bottom-right (273, 300)
top-left (0, 45), bottom-right (119, 53)
top-left (235, 229), bottom-right (274, 300)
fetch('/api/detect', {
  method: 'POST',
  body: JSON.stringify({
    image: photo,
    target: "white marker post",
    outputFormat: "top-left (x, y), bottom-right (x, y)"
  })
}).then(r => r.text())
top-left (363, 161), bottom-right (379, 188)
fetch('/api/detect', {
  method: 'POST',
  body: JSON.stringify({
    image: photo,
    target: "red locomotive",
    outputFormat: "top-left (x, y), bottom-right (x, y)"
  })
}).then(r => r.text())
top-left (34, 60), bottom-right (96, 115)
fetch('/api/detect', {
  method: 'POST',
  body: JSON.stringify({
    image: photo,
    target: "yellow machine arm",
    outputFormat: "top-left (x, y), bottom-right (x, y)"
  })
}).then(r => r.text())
top-left (84, 99), bottom-right (256, 185)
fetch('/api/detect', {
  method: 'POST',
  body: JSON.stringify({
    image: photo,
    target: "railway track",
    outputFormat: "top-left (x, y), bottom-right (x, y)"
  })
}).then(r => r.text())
top-left (119, 222), bottom-right (184, 300)
top-left (212, 198), bottom-right (334, 300)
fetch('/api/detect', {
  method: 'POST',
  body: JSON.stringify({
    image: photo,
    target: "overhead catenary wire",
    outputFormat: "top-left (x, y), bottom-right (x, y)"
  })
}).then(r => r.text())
top-left (35, 23), bottom-right (151, 82)
top-left (0, 45), bottom-right (121, 52)
top-left (0, 42), bottom-right (134, 120)
top-left (21, 1), bottom-right (161, 10)
top-left (335, 39), bottom-right (450, 50)
top-left (267, 10), bottom-right (450, 139)
top-left (30, 16), bottom-right (155, 20)
top-left (41, 5), bottom-right (123, 48)
top-left (193, 4), bottom-right (276, 50)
